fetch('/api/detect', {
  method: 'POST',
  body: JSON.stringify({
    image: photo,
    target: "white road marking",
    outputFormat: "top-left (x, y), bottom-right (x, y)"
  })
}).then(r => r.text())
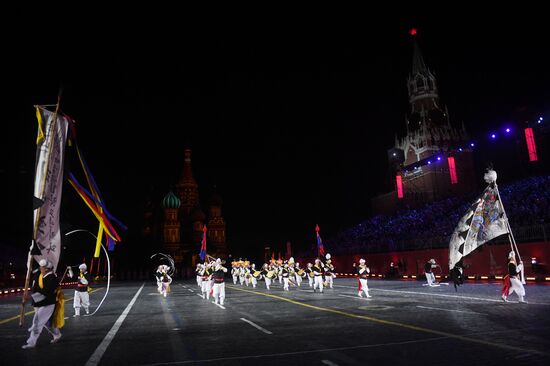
top-left (197, 294), bottom-right (205, 299)
top-left (416, 305), bottom-right (487, 315)
top-left (321, 360), bottom-right (339, 366)
top-left (85, 283), bottom-right (145, 366)
top-left (212, 301), bottom-right (226, 310)
top-left (187, 289), bottom-right (194, 293)
top-left (240, 318), bottom-right (272, 334)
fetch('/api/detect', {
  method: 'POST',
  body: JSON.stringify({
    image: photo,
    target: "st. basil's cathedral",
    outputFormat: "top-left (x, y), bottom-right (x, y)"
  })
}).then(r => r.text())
top-left (142, 148), bottom-right (228, 276)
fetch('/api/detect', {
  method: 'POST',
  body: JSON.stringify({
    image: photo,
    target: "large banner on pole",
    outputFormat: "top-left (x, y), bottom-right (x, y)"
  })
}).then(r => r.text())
top-left (31, 107), bottom-right (69, 271)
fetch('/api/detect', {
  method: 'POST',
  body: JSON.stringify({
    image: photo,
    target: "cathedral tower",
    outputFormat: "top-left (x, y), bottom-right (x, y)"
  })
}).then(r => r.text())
top-left (161, 191), bottom-right (182, 262)
top-left (207, 188), bottom-right (227, 258)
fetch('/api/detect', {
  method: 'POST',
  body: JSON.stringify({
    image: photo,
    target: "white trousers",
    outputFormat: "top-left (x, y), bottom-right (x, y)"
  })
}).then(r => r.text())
top-left (161, 282), bottom-right (170, 297)
top-left (74, 291), bottom-right (90, 311)
top-left (308, 276), bottom-right (314, 287)
top-left (232, 275), bottom-right (238, 284)
top-left (283, 277), bottom-right (290, 291)
top-left (314, 276), bottom-right (324, 292)
top-left (359, 279), bottom-right (370, 297)
top-left (196, 275), bottom-right (203, 288)
top-left (201, 279), bottom-right (212, 299)
top-left (239, 276), bottom-right (245, 285)
top-left (509, 277), bottom-right (526, 300)
top-left (325, 275), bottom-right (334, 288)
top-left (295, 274), bottom-right (302, 286)
top-left (157, 280), bottom-right (162, 292)
top-left (426, 272), bottom-right (435, 286)
top-left (212, 282), bottom-right (225, 305)
top-left (265, 277), bottom-right (272, 290)
top-left (251, 277), bottom-right (257, 288)
top-left (26, 304), bottom-right (60, 346)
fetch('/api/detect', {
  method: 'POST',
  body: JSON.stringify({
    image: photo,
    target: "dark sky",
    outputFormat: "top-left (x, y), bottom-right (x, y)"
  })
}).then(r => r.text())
top-left (3, 12), bottom-right (549, 261)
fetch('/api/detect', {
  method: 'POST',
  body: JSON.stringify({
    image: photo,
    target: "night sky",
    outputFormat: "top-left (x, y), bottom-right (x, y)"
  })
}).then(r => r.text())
top-left (3, 12), bottom-right (549, 264)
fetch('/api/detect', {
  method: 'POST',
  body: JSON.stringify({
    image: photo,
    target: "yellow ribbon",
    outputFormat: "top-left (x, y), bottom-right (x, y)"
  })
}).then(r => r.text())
top-left (35, 107), bottom-right (45, 145)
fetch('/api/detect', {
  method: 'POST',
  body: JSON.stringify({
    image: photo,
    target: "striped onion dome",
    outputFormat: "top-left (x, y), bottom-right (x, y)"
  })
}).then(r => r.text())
top-left (161, 191), bottom-right (181, 209)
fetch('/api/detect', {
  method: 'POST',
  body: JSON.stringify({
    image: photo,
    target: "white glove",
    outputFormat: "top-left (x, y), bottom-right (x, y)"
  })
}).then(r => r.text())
top-left (366, 267), bottom-right (370, 274)
top-left (80, 278), bottom-right (88, 285)
top-left (68, 269), bottom-right (74, 278)
top-left (517, 263), bottom-right (524, 272)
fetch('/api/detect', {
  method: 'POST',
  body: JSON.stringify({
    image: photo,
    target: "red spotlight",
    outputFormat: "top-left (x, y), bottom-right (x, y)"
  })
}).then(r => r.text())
top-left (524, 128), bottom-right (538, 161)
top-left (447, 157), bottom-right (457, 184)
top-left (396, 175), bottom-right (404, 199)
top-left (409, 28), bottom-right (417, 36)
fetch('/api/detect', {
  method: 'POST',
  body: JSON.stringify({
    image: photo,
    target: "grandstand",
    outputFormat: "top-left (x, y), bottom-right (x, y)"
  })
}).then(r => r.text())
top-left (329, 175), bottom-right (550, 255)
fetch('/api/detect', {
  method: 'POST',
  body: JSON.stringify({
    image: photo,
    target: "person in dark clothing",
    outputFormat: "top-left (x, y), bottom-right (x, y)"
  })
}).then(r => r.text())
top-left (22, 259), bottom-right (62, 349)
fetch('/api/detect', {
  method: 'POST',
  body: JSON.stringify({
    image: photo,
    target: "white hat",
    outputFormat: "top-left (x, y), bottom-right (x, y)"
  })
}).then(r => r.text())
top-left (429, 259), bottom-right (436, 264)
top-left (508, 251), bottom-right (515, 259)
top-left (216, 258), bottom-right (221, 264)
top-left (359, 258), bottom-right (365, 264)
top-left (38, 259), bottom-right (52, 268)
top-left (79, 263), bottom-right (87, 270)
top-left (325, 253), bottom-right (331, 260)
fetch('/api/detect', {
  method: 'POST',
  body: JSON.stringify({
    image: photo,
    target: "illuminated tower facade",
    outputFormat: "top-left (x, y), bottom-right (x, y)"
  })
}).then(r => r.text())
top-left (394, 30), bottom-right (476, 205)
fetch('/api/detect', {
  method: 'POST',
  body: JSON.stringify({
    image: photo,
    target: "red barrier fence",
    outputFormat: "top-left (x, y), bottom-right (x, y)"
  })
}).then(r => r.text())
top-left (297, 241), bottom-right (550, 278)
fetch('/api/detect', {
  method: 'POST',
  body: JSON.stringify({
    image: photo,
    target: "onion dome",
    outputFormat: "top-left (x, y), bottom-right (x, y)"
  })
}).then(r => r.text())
top-left (161, 191), bottom-right (181, 209)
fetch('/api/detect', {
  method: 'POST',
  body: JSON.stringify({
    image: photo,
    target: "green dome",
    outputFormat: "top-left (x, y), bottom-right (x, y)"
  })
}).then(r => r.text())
top-left (162, 191), bottom-right (181, 209)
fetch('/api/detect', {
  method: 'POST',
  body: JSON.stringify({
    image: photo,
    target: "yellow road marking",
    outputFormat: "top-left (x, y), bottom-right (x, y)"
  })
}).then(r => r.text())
top-left (0, 287), bottom-right (104, 325)
top-left (227, 285), bottom-right (549, 357)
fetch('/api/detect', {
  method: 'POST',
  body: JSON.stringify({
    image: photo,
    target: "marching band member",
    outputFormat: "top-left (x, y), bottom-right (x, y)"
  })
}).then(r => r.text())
top-left (324, 254), bottom-right (336, 289)
top-left (282, 262), bottom-right (291, 291)
top-left (294, 262), bottom-right (303, 287)
top-left (261, 263), bottom-right (273, 290)
top-left (244, 261), bottom-right (252, 287)
top-left (68, 263), bottom-right (91, 316)
top-left (238, 261), bottom-right (246, 286)
top-left (277, 259), bottom-right (283, 284)
top-left (503, 251), bottom-right (527, 303)
top-left (160, 268), bottom-right (172, 297)
top-left (196, 263), bottom-right (203, 288)
top-left (250, 263), bottom-right (258, 288)
top-left (424, 259), bottom-right (439, 287)
top-left (312, 258), bottom-right (324, 293)
top-left (306, 263), bottom-right (314, 288)
top-left (212, 258), bottom-right (228, 305)
top-left (201, 262), bottom-right (213, 299)
top-left (22, 259), bottom-right (62, 349)
top-left (156, 265), bottom-right (164, 293)
top-left (231, 261), bottom-right (239, 285)
top-left (357, 258), bottom-right (372, 298)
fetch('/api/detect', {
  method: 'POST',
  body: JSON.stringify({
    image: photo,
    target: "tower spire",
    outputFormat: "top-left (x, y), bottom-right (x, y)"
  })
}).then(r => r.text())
top-left (412, 40), bottom-right (429, 77)
top-left (176, 147), bottom-right (199, 217)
